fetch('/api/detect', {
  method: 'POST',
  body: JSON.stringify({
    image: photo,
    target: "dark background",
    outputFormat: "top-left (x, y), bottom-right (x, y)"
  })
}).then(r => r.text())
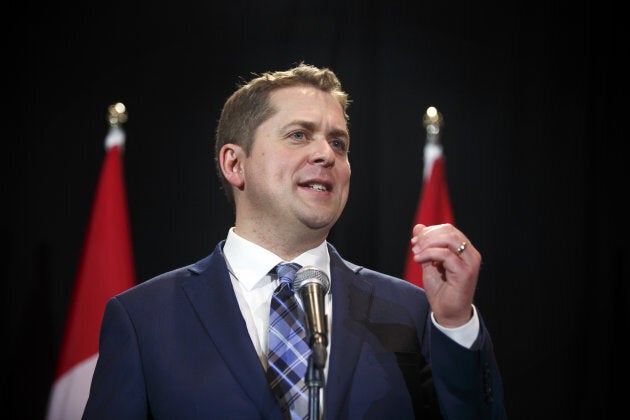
top-left (6, 1), bottom-right (627, 418)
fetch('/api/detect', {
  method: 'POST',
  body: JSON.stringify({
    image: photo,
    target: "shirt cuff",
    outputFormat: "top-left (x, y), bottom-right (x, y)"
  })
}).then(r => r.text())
top-left (430, 305), bottom-right (480, 349)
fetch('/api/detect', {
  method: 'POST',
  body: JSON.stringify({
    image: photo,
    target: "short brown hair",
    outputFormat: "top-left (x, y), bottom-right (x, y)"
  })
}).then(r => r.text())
top-left (214, 63), bottom-right (351, 205)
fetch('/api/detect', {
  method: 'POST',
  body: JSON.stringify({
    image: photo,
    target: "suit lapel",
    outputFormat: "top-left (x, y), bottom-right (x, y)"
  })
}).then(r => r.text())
top-left (181, 242), bottom-right (282, 418)
top-left (177, 242), bottom-right (374, 419)
top-left (325, 245), bottom-right (374, 420)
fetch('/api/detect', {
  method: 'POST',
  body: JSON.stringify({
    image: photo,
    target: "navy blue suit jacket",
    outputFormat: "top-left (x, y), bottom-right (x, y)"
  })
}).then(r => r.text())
top-left (83, 241), bottom-right (506, 419)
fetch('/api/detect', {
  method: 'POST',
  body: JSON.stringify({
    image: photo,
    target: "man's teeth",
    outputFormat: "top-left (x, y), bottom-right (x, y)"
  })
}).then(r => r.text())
top-left (308, 183), bottom-right (328, 191)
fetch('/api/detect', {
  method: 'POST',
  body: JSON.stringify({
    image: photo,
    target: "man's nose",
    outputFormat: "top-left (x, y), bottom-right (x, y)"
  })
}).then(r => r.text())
top-left (309, 138), bottom-right (335, 166)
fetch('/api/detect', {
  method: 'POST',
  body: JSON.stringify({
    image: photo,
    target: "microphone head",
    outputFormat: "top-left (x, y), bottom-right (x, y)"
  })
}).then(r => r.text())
top-left (293, 266), bottom-right (331, 294)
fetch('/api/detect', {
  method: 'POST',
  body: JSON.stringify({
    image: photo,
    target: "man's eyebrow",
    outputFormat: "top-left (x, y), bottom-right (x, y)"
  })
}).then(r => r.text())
top-left (282, 120), bottom-right (316, 132)
top-left (329, 128), bottom-right (349, 140)
top-left (282, 120), bottom-right (349, 139)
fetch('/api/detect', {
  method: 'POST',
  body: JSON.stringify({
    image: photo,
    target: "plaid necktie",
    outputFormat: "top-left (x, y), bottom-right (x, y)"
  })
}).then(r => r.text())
top-left (267, 262), bottom-right (311, 419)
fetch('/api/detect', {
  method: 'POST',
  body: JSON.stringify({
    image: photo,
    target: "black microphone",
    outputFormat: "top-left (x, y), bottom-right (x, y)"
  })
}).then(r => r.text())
top-left (292, 266), bottom-right (330, 352)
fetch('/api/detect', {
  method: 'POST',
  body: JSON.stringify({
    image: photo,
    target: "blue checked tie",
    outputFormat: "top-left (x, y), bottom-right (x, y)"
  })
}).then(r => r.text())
top-left (267, 262), bottom-right (311, 419)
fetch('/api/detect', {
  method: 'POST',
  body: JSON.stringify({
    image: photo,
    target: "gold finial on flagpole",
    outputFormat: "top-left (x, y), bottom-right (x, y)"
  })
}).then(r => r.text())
top-left (105, 102), bottom-right (127, 150)
top-left (423, 106), bottom-right (443, 145)
top-left (107, 102), bottom-right (128, 127)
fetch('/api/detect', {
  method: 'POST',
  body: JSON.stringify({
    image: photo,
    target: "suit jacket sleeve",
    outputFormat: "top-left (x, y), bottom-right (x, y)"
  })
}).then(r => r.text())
top-left (429, 312), bottom-right (506, 419)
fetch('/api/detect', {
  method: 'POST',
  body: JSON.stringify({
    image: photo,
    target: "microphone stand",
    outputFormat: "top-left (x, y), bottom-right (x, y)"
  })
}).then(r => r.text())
top-left (306, 334), bottom-right (327, 419)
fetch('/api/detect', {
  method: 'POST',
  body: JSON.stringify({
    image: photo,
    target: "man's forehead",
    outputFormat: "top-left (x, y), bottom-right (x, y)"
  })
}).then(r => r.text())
top-left (269, 86), bottom-right (345, 120)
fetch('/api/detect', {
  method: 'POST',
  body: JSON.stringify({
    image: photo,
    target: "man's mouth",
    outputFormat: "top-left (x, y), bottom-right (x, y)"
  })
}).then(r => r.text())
top-left (303, 182), bottom-right (330, 192)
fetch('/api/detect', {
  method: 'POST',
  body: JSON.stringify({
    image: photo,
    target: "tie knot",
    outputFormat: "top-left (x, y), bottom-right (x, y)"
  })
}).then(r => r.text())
top-left (275, 262), bottom-right (302, 290)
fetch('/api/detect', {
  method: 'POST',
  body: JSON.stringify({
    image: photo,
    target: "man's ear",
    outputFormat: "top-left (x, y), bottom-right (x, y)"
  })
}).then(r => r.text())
top-left (219, 143), bottom-right (245, 188)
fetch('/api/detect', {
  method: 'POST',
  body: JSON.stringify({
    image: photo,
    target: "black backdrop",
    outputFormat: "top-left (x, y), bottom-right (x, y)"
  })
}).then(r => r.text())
top-left (6, 1), bottom-right (627, 418)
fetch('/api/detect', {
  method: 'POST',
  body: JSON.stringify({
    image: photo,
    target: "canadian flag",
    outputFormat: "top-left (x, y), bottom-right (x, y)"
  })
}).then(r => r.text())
top-left (46, 122), bottom-right (136, 419)
top-left (403, 109), bottom-right (454, 288)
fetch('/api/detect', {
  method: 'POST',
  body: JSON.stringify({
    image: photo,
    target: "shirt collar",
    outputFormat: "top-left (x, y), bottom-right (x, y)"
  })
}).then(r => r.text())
top-left (223, 227), bottom-right (331, 291)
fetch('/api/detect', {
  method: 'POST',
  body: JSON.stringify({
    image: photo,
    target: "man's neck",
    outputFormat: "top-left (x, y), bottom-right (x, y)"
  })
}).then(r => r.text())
top-left (231, 224), bottom-right (328, 261)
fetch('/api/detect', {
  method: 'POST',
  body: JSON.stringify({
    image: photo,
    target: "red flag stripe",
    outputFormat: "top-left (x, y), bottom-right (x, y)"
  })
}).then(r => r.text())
top-left (403, 145), bottom-right (455, 288)
top-left (47, 130), bottom-right (135, 419)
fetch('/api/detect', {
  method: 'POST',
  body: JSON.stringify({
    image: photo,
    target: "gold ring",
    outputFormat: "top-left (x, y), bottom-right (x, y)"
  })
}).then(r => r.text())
top-left (457, 241), bottom-right (467, 255)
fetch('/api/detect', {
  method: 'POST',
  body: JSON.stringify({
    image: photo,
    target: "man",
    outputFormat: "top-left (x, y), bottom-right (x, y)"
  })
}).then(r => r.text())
top-left (83, 63), bottom-right (506, 419)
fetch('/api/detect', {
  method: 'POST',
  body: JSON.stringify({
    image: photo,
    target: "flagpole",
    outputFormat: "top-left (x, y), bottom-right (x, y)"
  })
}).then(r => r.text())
top-left (403, 106), bottom-right (454, 288)
top-left (421, 106), bottom-right (444, 180)
top-left (423, 106), bottom-right (443, 144)
top-left (107, 102), bottom-right (128, 127)
top-left (105, 102), bottom-right (128, 149)
top-left (46, 102), bottom-right (135, 420)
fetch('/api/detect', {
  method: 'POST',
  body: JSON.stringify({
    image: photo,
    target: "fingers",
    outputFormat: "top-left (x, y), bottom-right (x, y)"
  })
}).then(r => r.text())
top-left (410, 223), bottom-right (478, 266)
top-left (410, 223), bottom-right (480, 328)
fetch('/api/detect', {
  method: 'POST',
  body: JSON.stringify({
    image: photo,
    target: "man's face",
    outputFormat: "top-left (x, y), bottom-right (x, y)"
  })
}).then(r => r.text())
top-left (239, 85), bottom-right (351, 237)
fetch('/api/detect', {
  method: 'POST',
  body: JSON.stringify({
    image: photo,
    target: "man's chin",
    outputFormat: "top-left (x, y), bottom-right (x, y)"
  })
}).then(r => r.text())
top-left (301, 214), bottom-right (340, 233)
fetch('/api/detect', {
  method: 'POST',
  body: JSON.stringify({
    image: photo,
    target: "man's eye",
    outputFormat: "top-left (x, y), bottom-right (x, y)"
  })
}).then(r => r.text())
top-left (291, 131), bottom-right (306, 140)
top-left (331, 139), bottom-right (348, 152)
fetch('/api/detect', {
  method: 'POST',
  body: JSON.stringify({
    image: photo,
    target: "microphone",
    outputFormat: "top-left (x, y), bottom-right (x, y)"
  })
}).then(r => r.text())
top-left (293, 266), bottom-right (329, 415)
top-left (292, 266), bottom-right (330, 352)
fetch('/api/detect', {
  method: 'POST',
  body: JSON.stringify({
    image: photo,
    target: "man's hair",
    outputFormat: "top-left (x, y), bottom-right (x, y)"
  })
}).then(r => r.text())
top-left (214, 63), bottom-right (351, 205)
